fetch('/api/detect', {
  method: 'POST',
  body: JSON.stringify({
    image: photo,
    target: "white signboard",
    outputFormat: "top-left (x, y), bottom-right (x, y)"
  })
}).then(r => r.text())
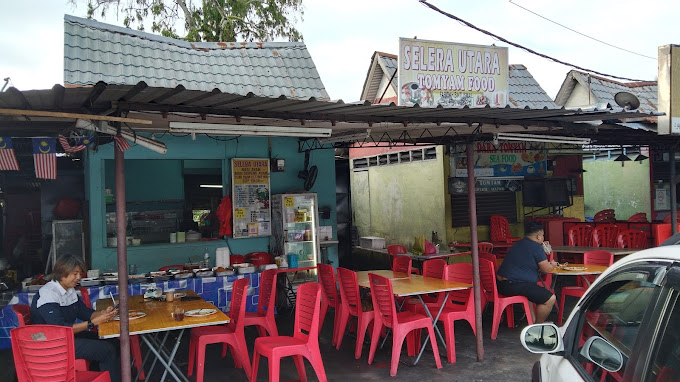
top-left (658, 44), bottom-right (680, 135)
top-left (398, 38), bottom-right (508, 108)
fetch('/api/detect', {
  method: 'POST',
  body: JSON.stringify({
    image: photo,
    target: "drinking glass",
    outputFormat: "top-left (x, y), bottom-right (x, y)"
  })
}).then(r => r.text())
top-left (172, 307), bottom-right (184, 321)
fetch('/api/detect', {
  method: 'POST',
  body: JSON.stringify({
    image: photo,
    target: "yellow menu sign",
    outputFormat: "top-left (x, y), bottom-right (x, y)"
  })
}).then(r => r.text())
top-left (231, 159), bottom-right (271, 238)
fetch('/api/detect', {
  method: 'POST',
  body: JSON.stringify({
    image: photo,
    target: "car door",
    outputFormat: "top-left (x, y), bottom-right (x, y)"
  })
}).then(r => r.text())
top-left (543, 260), bottom-right (669, 382)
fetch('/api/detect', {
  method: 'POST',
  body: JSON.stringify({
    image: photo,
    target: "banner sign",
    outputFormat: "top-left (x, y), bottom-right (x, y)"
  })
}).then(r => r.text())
top-left (231, 158), bottom-right (271, 238)
top-left (398, 38), bottom-right (508, 108)
top-left (448, 177), bottom-right (522, 194)
top-left (450, 142), bottom-right (548, 178)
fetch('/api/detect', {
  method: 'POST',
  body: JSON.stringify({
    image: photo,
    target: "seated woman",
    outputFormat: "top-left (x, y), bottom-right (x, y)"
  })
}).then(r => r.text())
top-left (30, 255), bottom-right (120, 382)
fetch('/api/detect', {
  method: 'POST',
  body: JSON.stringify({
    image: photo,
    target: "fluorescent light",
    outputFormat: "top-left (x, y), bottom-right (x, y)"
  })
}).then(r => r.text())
top-left (318, 129), bottom-right (371, 144)
top-left (494, 132), bottom-right (591, 145)
top-left (199, 184), bottom-right (223, 188)
top-left (75, 119), bottom-right (168, 154)
top-left (168, 122), bottom-right (332, 138)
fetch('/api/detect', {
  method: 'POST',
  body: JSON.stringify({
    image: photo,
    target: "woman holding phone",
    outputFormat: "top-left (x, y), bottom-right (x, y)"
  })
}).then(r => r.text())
top-left (30, 255), bottom-right (120, 382)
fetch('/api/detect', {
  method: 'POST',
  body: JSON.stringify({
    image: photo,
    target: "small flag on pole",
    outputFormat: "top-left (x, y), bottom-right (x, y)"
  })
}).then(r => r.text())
top-left (114, 134), bottom-right (131, 152)
top-left (32, 137), bottom-right (57, 179)
top-left (59, 134), bottom-right (94, 153)
top-left (0, 136), bottom-right (20, 171)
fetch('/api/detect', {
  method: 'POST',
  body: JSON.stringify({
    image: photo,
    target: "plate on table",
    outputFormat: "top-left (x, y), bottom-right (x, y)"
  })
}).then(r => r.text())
top-left (563, 266), bottom-right (587, 271)
top-left (113, 311), bottom-right (147, 321)
top-left (185, 308), bottom-right (217, 317)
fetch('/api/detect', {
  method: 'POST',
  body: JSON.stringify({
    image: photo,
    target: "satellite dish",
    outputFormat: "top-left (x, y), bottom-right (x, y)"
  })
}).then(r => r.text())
top-left (614, 92), bottom-right (640, 110)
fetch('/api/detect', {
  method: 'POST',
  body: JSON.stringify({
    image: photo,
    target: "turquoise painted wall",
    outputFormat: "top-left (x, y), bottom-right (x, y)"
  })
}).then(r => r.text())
top-left (583, 159), bottom-right (651, 220)
top-left (85, 134), bottom-right (337, 272)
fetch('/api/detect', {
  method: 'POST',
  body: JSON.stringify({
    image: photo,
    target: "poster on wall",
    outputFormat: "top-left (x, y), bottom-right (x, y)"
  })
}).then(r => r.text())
top-left (231, 158), bottom-right (271, 238)
top-left (450, 142), bottom-right (547, 178)
top-left (398, 37), bottom-right (508, 108)
top-left (655, 187), bottom-right (671, 210)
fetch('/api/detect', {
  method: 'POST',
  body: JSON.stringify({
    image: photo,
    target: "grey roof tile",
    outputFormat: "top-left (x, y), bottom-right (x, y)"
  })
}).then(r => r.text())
top-left (63, 15), bottom-right (329, 100)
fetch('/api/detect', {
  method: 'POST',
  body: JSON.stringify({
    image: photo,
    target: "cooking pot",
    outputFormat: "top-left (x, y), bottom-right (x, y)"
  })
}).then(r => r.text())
top-left (245, 252), bottom-right (273, 267)
top-left (229, 254), bottom-right (245, 265)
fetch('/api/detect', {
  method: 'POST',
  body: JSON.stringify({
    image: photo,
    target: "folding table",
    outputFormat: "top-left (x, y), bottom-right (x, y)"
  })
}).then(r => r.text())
top-left (98, 290), bottom-right (229, 382)
top-left (275, 266), bottom-right (317, 311)
top-left (551, 246), bottom-right (637, 263)
top-left (544, 263), bottom-right (609, 290)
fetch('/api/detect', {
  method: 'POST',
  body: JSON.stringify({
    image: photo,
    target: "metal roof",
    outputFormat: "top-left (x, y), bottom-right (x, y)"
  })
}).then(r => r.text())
top-left (63, 15), bottom-right (329, 101)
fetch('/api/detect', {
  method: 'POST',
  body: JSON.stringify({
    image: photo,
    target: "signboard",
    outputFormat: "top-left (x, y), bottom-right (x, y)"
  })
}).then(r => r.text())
top-left (658, 44), bottom-right (680, 135)
top-left (398, 38), bottom-right (508, 108)
top-left (448, 177), bottom-right (522, 194)
top-left (231, 158), bottom-right (271, 238)
top-left (450, 142), bottom-right (547, 178)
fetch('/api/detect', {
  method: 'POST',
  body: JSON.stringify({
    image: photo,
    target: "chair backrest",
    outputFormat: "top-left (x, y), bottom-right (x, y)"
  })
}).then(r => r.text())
top-left (368, 273), bottom-right (398, 328)
top-left (443, 262), bottom-right (473, 304)
top-left (478, 242), bottom-right (494, 253)
top-left (337, 267), bottom-right (365, 315)
top-left (568, 224), bottom-right (594, 246)
top-left (257, 269), bottom-right (277, 317)
top-left (293, 282), bottom-right (323, 342)
top-left (422, 259), bottom-right (447, 279)
top-left (478, 258), bottom-right (498, 302)
top-left (616, 229), bottom-right (649, 249)
top-left (76, 286), bottom-right (92, 309)
top-left (583, 250), bottom-right (614, 267)
top-left (386, 245), bottom-right (407, 255)
top-left (478, 252), bottom-right (498, 272)
top-left (317, 263), bottom-right (340, 308)
top-left (627, 212), bottom-right (648, 222)
top-left (228, 277), bottom-right (249, 331)
top-left (158, 264), bottom-right (184, 272)
top-left (392, 255), bottom-right (412, 274)
top-left (12, 304), bottom-right (31, 327)
top-left (592, 224), bottom-right (619, 247)
top-left (593, 209), bottom-right (616, 223)
top-left (11, 324), bottom-right (77, 381)
top-left (490, 215), bottom-right (511, 242)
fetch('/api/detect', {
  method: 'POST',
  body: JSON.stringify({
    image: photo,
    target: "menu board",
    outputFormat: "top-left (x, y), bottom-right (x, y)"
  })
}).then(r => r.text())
top-left (231, 158), bottom-right (272, 238)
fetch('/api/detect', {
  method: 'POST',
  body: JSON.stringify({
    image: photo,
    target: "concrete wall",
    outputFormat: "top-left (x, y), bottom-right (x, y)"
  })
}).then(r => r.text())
top-left (85, 134), bottom-right (337, 272)
top-left (583, 159), bottom-right (651, 220)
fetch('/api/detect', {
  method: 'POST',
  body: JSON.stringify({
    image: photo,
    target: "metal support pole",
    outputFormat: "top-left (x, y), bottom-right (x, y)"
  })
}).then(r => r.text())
top-left (671, 147), bottom-right (677, 234)
top-left (466, 143), bottom-right (484, 361)
top-left (115, 143), bottom-right (132, 382)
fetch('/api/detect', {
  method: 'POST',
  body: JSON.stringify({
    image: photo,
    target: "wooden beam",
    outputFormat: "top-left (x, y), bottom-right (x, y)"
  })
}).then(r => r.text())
top-left (0, 109), bottom-right (153, 124)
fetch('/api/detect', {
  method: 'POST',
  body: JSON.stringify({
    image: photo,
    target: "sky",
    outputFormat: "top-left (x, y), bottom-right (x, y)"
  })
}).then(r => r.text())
top-left (1, 0), bottom-right (679, 102)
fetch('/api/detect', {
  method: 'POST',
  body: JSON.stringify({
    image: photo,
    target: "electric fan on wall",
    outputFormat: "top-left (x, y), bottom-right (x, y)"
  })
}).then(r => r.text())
top-left (297, 150), bottom-right (318, 191)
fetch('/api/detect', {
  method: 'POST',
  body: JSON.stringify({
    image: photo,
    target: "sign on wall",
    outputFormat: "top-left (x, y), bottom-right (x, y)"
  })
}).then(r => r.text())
top-left (398, 38), bottom-right (508, 108)
top-left (658, 44), bottom-right (680, 135)
top-left (231, 158), bottom-right (271, 238)
top-left (450, 142), bottom-right (547, 178)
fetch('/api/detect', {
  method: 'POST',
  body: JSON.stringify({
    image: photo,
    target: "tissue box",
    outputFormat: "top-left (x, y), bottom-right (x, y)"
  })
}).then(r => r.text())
top-left (360, 236), bottom-right (385, 249)
top-left (319, 226), bottom-right (333, 241)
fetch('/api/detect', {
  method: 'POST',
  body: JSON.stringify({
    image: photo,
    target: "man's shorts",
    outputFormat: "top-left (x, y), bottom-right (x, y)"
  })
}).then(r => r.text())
top-left (497, 280), bottom-right (553, 304)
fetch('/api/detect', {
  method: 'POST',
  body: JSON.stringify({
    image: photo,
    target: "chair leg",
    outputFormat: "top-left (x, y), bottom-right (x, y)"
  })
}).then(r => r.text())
top-left (390, 331), bottom-right (408, 377)
top-left (426, 324), bottom-right (443, 370)
top-left (367, 320), bottom-right (382, 365)
top-left (196, 341), bottom-right (206, 382)
top-left (235, 337), bottom-right (252, 380)
top-left (130, 335), bottom-right (146, 380)
top-left (187, 335), bottom-right (197, 376)
top-left (269, 355), bottom-right (281, 382)
top-left (491, 304), bottom-right (503, 340)
top-left (355, 315), bottom-right (373, 359)
top-left (443, 319), bottom-right (456, 364)
top-left (319, 299), bottom-right (329, 335)
top-left (293, 354), bottom-right (307, 382)
top-left (251, 350), bottom-right (261, 382)
top-left (505, 303), bottom-right (515, 328)
top-left (523, 301), bottom-right (534, 325)
top-left (406, 329), bottom-right (418, 357)
top-left (335, 307), bottom-right (350, 351)
top-left (309, 346), bottom-right (329, 382)
top-left (558, 293), bottom-right (567, 325)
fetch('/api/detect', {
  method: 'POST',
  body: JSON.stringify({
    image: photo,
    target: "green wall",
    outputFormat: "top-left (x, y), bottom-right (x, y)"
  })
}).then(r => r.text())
top-left (85, 134), bottom-right (337, 272)
top-left (583, 159), bottom-right (651, 220)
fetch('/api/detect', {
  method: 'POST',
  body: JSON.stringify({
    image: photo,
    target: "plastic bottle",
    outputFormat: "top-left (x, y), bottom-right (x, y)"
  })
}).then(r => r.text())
top-left (203, 248), bottom-right (210, 268)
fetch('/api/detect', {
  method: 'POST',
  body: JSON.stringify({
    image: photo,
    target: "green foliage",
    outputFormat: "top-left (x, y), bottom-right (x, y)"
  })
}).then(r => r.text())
top-left (71, 0), bottom-right (304, 42)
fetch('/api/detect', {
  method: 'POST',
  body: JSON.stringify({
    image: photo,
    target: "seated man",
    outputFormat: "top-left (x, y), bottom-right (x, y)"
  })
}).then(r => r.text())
top-left (30, 255), bottom-right (120, 382)
top-left (496, 221), bottom-right (559, 323)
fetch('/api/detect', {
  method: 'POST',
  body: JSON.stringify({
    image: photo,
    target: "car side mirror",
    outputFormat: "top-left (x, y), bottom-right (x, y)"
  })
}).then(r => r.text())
top-left (580, 336), bottom-right (623, 373)
top-left (520, 323), bottom-right (562, 353)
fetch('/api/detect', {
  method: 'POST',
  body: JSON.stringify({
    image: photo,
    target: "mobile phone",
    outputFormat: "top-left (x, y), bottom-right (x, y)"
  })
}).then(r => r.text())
top-left (109, 292), bottom-right (119, 310)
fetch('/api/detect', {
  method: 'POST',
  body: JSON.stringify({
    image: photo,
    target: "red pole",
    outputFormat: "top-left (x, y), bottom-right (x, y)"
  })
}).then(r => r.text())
top-left (467, 142), bottom-right (484, 361)
top-left (115, 143), bottom-right (131, 382)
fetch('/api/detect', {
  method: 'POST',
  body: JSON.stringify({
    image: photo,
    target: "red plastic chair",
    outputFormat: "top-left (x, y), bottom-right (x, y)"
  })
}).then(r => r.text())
top-left (387, 245), bottom-right (420, 275)
top-left (592, 224), bottom-right (619, 247)
top-left (335, 267), bottom-right (375, 359)
top-left (187, 277), bottom-right (251, 382)
top-left (490, 215), bottom-right (521, 243)
top-left (244, 268), bottom-right (278, 337)
top-left (11, 325), bottom-right (111, 382)
top-left (157, 264), bottom-right (184, 272)
top-left (627, 212), bottom-right (648, 222)
top-left (317, 263), bottom-right (341, 345)
top-left (557, 250), bottom-right (613, 325)
top-left (12, 304), bottom-right (31, 326)
top-left (478, 241), bottom-right (494, 254)
top-left (593, 209), bottom-right (616, 223)
top-left (479, 259), bottom-right (534, 340)
top-left (251, 282), bottom-right (327, 382)
top-left (566, 224), bottom-right (594, 262)
top-left (478, 252), bottom-right (499, 272)
top-left (77, 287), bottom-right (145, 379)
top-left (367, 273), bottom-right (442, 377)
top-left (392, 255), bottom-right (412, 274)
top-left (616, 229), bottom-right (649, 249)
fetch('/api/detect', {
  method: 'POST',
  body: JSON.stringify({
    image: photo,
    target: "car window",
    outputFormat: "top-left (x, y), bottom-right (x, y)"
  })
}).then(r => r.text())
top-left (570, 269), bottom-right (662, 381)
top-left (646, 294), bottom-right (680, 381)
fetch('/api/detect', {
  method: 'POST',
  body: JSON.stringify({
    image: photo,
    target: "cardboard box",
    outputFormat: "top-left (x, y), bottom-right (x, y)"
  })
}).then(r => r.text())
top-left (360, 236), bottom-right (385, 249)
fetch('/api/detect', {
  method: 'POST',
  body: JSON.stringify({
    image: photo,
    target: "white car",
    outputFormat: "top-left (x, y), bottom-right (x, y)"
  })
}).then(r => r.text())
top-left (520, 244), bottom-right (680, 382)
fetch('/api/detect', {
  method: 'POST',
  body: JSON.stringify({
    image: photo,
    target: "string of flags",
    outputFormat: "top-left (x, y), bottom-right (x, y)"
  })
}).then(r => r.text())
top-left (0, 134), bottom-right (130, 179)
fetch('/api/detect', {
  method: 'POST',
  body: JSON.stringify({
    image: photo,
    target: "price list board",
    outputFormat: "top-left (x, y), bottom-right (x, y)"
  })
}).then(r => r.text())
top-left (231, 158), bottom-right (272, 238)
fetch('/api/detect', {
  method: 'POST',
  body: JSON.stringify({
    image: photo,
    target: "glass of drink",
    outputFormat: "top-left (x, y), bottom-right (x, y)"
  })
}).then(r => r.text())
top-left (172, 307), bottom-right (184, 321)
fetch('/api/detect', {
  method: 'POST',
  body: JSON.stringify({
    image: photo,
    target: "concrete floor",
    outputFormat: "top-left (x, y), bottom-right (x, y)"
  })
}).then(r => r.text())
top-left (1, 299), bottom-right (571, 382)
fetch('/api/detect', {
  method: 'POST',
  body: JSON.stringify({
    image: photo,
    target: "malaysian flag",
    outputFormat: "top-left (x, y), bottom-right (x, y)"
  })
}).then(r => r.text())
top-left (58, 134), bottom-right (95, 153)
top-left (114, 134), bottom-right (131, 152)
top-left (0, 136), bottom-right (19, 171)
top-left (32, 137), bottom-right (57, 179)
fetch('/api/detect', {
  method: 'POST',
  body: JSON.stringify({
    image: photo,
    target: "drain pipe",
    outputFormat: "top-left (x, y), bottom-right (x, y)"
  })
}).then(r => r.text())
top-left (466, 142), bottom-right (484, 361)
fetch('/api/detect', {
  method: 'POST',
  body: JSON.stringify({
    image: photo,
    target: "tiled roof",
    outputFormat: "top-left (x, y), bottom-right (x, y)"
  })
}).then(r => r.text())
top-left (361, 53), bottom-right (558, 109)
top-left (63, 15), bottom-right (329, 100)
top-left (555, 70), bottom-right (657, 114)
